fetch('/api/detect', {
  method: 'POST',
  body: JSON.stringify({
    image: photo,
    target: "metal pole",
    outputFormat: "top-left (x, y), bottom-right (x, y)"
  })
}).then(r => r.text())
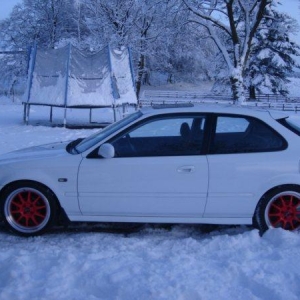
top-left (50, 106), bottom-right (53, 123)
top-left (108, 45), bottom-right (117, 122)
top-left (23, 104), bottom-right (27, 123)
top-left (26, 104), bottom-right (30, 124)
top-left (63, 44), bottom-right (72, 127)
top-left (128, 47), bottom-right (138, 110)
top-left (128, 47), bottom-right (136, 93)
top-left (24, 43), bottom-right (37, 125)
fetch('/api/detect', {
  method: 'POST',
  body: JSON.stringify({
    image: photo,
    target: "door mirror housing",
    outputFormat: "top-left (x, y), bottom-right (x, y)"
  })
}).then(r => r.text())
top-left (98, 143), bottom-right (115, 158)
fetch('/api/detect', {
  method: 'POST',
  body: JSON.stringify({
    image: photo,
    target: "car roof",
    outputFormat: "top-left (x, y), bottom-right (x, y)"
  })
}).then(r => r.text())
top-left (140, 103), bottom-right (289, 120)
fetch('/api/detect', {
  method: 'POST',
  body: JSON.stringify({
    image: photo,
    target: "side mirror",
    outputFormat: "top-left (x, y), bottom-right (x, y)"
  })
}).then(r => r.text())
top-left (98, 143), bottom-right (115, 158)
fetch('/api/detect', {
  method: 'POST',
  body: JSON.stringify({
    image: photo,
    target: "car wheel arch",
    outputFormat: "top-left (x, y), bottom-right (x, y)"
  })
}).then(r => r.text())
top-left (0, 180), bottom-right (67, 232)
top-left (1, 180), bottom-right (60, 204)
top-left (253, 184), bottom-right (300, 233)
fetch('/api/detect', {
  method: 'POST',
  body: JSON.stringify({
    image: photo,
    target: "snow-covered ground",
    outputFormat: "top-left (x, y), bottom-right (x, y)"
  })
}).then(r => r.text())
top-left (1, 96), bottom-right (300, 300)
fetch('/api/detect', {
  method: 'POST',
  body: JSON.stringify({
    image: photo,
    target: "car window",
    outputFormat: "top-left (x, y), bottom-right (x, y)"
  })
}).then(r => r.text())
top-left (210, 115), bottom-right (286, 154)
top-left (75, 111), bottom-right (142, 153)
top-left (111, 115), bottom-right (206, 157)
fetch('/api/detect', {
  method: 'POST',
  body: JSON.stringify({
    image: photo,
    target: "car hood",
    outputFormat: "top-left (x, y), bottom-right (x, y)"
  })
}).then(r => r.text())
top-left (0, 141), bottom-right (70, 163)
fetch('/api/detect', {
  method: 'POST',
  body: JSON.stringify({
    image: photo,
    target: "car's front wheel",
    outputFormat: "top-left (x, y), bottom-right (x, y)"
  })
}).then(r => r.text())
top-left (255, 186), bottom-right (300, 234)
top-left (1, 182), bottom-right (57, 236)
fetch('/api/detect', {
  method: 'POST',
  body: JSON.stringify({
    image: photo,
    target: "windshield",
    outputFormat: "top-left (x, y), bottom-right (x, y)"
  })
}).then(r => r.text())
top-left (74, 111), bottom-right (143, 153)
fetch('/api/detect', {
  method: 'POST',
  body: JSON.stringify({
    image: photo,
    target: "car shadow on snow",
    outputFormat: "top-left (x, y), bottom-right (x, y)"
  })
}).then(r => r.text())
top-left (0, 220), bottom-right (253, 237)
top-left (49, 222), bottom-right (253, 236)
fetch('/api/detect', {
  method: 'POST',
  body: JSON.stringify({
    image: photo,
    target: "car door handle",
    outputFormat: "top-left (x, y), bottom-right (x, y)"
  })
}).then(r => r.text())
top-left (177, 166), bottom-right (195, 173)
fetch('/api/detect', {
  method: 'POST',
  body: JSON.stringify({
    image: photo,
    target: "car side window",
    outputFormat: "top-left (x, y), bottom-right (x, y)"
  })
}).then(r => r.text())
top-left (210, 115), bottom-right (286, 154)
top-left (111, 115), bottom-right (206, 157)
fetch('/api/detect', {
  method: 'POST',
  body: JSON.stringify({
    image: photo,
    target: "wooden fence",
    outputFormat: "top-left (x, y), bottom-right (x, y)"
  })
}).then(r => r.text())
top-left (138, 89), bottom-right (300, 112)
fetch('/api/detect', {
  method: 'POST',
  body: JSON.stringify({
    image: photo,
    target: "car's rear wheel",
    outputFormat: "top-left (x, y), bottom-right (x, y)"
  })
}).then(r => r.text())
top-left (1, 182), bottom-right (57, 236)
top-left (255, 186), bottom-right (300, 234)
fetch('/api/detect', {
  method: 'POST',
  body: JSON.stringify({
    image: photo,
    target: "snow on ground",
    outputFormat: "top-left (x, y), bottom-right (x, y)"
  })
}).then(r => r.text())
top-left (0, 99), bottom-right (98, 155)
top-left (1, 95), bottom-right (300, 300)
top-left (286, 78), bottom-right (300, 97)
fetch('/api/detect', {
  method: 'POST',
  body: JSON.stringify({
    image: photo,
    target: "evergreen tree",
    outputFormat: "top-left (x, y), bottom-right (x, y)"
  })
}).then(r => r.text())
top-left (246, 8), bottom-right (300, 98)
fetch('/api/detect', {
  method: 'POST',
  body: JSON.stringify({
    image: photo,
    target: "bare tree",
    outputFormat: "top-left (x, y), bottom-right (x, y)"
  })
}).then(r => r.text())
top-left (134, 0), bottom-right (179, 95)
top-left (0, 0), bottom-right (77, 49)
top-left (84, 0), bottom-right (137, 49)
top-left (183, 0), bottom-right (272, 103)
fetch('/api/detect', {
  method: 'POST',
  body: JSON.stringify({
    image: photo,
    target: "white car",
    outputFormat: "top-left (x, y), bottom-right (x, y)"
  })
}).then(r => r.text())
top-left (1, 104), bottom-right (300, 236)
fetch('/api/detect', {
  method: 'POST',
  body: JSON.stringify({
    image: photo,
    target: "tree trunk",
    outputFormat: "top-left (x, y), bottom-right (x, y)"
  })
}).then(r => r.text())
top-left (249, 85), bottom-right (256, 100)
top-left (230, 67), bottom-right (246, 104)
top-left (136, 53), bottom-right (146, 98)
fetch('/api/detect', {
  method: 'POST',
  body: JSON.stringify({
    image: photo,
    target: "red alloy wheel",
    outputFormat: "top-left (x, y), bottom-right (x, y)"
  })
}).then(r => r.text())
top-left (266, 192), bottom-right (300, 230)
top-left (4, 187), bottom-right (51, 234)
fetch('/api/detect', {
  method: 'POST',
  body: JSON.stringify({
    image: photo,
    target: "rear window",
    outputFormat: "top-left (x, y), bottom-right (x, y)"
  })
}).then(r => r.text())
top-left (210, 115), bottom-right (286, 154)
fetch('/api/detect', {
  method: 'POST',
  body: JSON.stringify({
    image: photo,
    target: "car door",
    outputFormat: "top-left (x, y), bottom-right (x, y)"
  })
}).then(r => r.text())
top-left (205, 114), bottom-right (288, 219)
top-left (77, 114), bottom-right (209, 218)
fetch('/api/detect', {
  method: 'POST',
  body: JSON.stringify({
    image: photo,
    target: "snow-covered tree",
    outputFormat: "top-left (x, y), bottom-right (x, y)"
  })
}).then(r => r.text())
top-left (0, 51), bottom-right (28, 98)
top-left (133, 0), bottom-right (182, 94)
top-left (183, 0), bottom-right (274, 104)
top-left (81, 0), bottom-right (215, 92)
top-left (0, 0), bottom-right (78, 49)
top-left (83, 0), bottom-right (138, 49)
top-left (132, 0), bottom-right (218, 89)
top-left (0, 3), bottom-right (39, 50)
top-left (2, 0), bottom-right (299, 100)
top-left (246, 8), bottom-right (300, 97)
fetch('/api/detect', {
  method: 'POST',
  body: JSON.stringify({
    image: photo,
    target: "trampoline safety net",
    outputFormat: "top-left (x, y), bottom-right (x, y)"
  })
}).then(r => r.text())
top-left (25, 45), bottom-right (137, 107)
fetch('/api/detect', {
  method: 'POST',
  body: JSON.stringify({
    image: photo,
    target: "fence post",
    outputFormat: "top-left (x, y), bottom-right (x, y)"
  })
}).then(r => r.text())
top-left (89, 108), bottom-right (92, 123)
top-left (50, 106), bottom-right (53, 123)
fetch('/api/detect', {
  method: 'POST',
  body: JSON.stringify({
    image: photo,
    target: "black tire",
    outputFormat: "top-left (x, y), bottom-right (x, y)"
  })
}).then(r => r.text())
top-left (254, 186), bottom-right (300, 234)
top-left (0, 181), bottom-right (58, 236)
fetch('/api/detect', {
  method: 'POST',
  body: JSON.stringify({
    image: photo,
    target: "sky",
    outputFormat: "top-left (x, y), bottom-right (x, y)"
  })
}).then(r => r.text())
top-left (0, 0), bottom-right (20, 20)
